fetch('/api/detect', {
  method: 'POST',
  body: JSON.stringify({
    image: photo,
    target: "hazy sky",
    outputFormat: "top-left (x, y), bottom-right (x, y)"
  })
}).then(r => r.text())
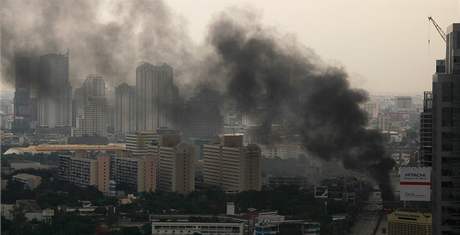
top-left (1, 0), bottom-right (459, 95)
top-left (166, 0), bottom-right (460, 95)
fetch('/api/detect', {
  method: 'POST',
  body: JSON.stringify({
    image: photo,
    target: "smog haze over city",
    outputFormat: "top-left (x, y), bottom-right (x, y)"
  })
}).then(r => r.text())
top-left (1, 1), bottom-right (459, 235)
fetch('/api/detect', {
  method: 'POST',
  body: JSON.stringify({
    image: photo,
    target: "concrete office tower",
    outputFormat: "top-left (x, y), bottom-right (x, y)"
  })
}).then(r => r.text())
top-left (110, 154), bottom-right (156, 193)
top-left (115, 83), bottom-right (136, 136)
top-left (203, 134), bottom-right (262, 192)
top-left (72, 75), bottom-right (107, 137)
top-left (420, 91), bottom-right (433, 167)
top-left (13, 56), bottom-right (37, 132)
top-left (36, 54), bottom-right (72, 133)
top-left (58, 154), bottom-right (110, 193)
top-left (155, 141), bottom-right (195, 194)
top-left (136, 63), bottom-right (178, 131)
top-left (432, 23), bottom-right (460, 235)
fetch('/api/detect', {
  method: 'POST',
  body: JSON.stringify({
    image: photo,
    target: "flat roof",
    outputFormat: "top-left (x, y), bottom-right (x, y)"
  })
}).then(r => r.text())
top-left (4, 144), bottom-right (125, 155)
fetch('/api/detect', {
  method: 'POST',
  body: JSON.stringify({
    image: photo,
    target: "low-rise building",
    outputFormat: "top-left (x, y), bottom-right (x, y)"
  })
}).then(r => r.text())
top-left (12, 173), bottom-right (42, 190)
top-left (387, 210), bottom-right (431, 235)
top-left (150, 215), bottom-right (245, 235)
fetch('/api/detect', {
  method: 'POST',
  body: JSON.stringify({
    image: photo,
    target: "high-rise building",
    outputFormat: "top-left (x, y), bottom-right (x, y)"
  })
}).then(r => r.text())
top-left (114, 83), bottom-right (136, 136)
top-left (136, 63), bottom-right (178, 131)
top-left (431, 23), bottom-right (460, 234)
top-left (420, 91), bottom-right (433, 167)
top-left (203, 134), bottom-right (262, 192)
top-left (110, 154), bottom-right (156, 193)
top-left (72, 75), bottom-right (107, 137)
top-left (36, 54), bottom-right (72, 133)
top-left (13, 56), bottom-right (38, 132)
top-left (155, 141), bottom-right (195, 194)
top-left (58, 154), bottom-right (110, 193)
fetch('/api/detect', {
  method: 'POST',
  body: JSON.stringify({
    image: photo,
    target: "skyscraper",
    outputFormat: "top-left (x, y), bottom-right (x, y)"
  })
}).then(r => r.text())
top-left (203, 134), bottom-right (262, 192)
top-left (136, 63), bottom-right (177, 131)
top-left (72, 75), bottom-right (107, 137)
top-left (115, 83), bottom-right (136, 136)
top-left (13, 56), bottom-right (37, 132)
top-left (431, 23), bottom-right (460, 234)
top-left (36, 53), bottom-right (72, 133)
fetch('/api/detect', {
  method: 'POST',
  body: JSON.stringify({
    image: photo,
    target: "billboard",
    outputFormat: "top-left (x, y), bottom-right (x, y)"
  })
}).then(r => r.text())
top-left (314, 186), bottom-right (328, 199)
top-left (400, 167), bottom-right (431, 201)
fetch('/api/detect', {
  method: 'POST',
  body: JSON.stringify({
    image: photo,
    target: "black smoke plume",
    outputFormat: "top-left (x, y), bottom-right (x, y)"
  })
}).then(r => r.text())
top-left (1, 1), bottom-right (394, 199)
top-left (207, 12), bottom-right (394, 199)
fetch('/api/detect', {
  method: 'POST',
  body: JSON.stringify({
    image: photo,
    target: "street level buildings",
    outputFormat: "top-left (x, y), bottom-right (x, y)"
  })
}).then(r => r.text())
top-left (150, 215), bottom-right (245, 235)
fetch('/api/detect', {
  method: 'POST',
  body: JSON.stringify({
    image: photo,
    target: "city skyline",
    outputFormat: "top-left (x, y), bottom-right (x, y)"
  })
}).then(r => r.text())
top-left (1, 1), bottom-right (459, 234)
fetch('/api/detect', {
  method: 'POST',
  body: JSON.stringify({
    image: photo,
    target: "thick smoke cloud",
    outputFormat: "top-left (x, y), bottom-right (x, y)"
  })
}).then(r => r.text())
top-left (1, 1), bottom-right (394, 199)
top-left (1, 0), bottom-right (196, 89)
top-left (208, 12), bottom-right (394, 199)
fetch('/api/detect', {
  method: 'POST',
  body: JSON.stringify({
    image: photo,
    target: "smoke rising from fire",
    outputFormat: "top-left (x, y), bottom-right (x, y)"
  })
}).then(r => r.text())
top-left (1, 1), bottom-right (394, 199)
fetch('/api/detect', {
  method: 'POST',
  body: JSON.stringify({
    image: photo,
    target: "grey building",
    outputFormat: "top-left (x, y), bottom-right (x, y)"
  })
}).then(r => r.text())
top-left (72, 75), bottom-right (107, 137)
top-left (114, 83), bottom-right (136, 136)
top-left (432, 23), bottom-right (460, 235)
top-left (36, 53), bottom-right (72, 133)
top-left (13, 56), bottom-right (37, 132)
top-left (136, 63), bottom-right (177, 131)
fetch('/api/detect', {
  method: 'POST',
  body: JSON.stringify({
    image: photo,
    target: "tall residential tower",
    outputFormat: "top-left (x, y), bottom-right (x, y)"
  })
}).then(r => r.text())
top-left (136, 63), bottom-right (177, 131)
top-left (115, 83), bottom-right (136, 136)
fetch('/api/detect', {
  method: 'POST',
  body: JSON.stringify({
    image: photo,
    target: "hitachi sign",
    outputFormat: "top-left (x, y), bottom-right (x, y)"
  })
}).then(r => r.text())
top-left (404, 173), bottom-right (426, 178)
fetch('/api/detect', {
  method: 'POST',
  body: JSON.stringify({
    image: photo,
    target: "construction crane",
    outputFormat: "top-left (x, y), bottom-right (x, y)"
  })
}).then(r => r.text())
top-left (428, 16), bottom-right (446, 42)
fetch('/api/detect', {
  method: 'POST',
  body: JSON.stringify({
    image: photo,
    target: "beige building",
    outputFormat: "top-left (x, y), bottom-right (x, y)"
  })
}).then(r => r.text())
top-left (58, 154), bottom-right (110, 193)
top-left (203, 134), bottom-right (261, 192)
top-left (387, 210), bottom-right (432, 235)
top-left (156, 142), bottom-right (195, 194)
top-left (110, 154), bottom-right (156, 193)
top-left (126, 131), bottom-right (159, 157)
